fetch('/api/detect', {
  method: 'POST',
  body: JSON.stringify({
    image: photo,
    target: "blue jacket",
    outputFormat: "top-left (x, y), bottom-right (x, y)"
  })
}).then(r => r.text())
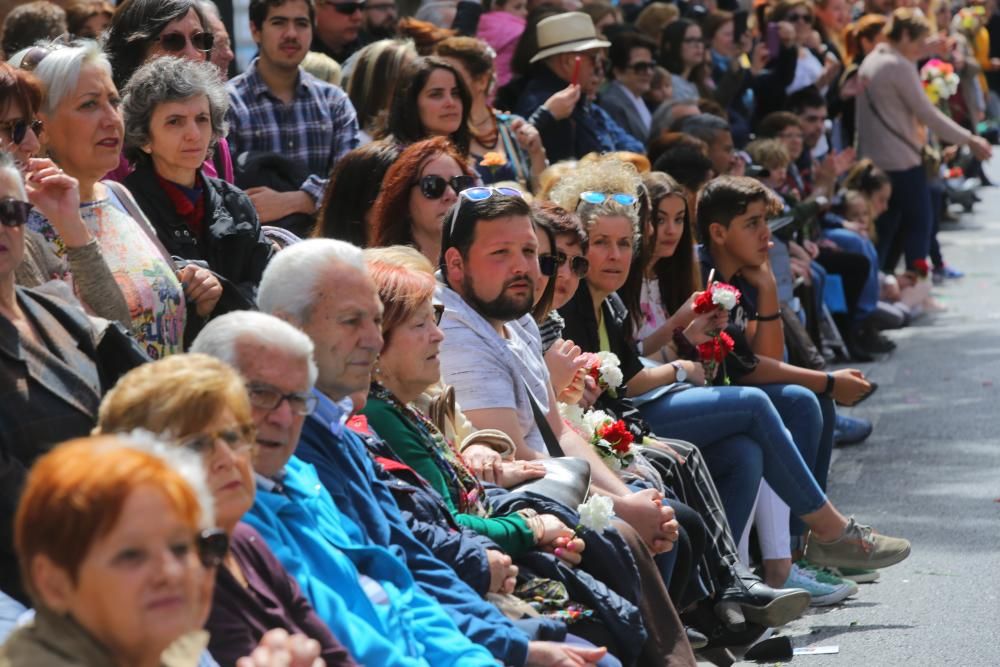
top-left (244, 455), bottom-right (496, 667)
top-left (295, 391), bottom-right (532, 666)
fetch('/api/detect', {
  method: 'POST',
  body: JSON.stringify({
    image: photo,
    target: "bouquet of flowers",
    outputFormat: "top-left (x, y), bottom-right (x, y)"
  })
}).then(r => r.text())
top-left (693, 282), bottom-right (741, 314)
top-left (691, 282), bottom-right (741, 384)
top-left (920, 59), bottom-right (960, 109)
top-left (697, 331), bottom-right (735, 384)
top-left (579, 351), bottom-right (624, 392)
top-left (588, 414), bottom-right (636, 470)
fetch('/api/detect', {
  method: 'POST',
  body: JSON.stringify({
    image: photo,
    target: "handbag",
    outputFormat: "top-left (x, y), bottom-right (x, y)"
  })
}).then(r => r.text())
top-left (508, 456), bottom-right (592, 510)
top-left (864, 89), bottom-right (942, 179)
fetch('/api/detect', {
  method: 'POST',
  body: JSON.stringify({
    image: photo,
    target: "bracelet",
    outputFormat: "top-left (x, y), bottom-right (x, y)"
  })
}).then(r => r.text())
top-left (756, 310), bottom-right (782, 322)
top-left (517, 509), bottom-right (545, 542)
top-left (672, 327), bottom-right (699, 360)
top-left (821, 372), bottom-right (835, 397)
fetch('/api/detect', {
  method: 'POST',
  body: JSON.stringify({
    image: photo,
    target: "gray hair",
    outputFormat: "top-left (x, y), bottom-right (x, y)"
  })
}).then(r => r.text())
top-left (415, 1), bottom-right (456, 27)
top-left (121, 56), bottom-right (229, 165)
top-left (678, 113), bottom-right (731, 145)
top-left (190, 311), bottom-right (319, 388)
top-left (10, 40), bottom-right (112, 116)
top-left (0, 153), bottom-right (26, 199)
top-left (257, 239), bottom-right (366, 325)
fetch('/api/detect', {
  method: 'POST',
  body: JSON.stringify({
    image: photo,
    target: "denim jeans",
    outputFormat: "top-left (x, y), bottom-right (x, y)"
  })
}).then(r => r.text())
top-left (875, 164), bottom-right (933, 271)
top-left (823, 227), bottom-right (880, 322)
top-left (636, 385), bottom-right (828, 538)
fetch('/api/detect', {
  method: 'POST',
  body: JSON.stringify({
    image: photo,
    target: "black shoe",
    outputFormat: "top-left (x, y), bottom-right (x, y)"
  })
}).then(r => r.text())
top-left (717, 568), bottom-right (811, 628)
top-left (845, 336), bottom-right (876, 362)
top-left (857, 321), bottom-right (896, 353)
top-left (685, 626), bottom-right (709, 650)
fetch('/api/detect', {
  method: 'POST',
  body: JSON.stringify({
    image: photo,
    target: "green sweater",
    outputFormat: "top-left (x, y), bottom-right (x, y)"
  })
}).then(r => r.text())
top-left (363, 396), bottom-right (537, 556)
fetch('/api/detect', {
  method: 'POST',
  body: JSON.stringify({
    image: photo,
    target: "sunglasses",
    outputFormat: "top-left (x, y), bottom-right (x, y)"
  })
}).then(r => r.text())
top-left (158, 30), bottom-right (215, 54)
top-left (180, 423), bottom-right (257, 458)
top-left (246, 382), bottom-right (318, 416)
top-left (197, 528), bottom-right (229, 568)
top-left (0, 118), bottom-right (43, 145)
top-left (447, 186), bottom-right (523, 236)
top-left (626, 61), bottom-right (657, 73)
top-left (578, 191), bottom-right (638, 207)
top-left (786, 13), bottom-right (812, 23)
top-left (419, 174), bottom-right (476, 200)
top-left (0, 198), bottom-right (33, 227)
top-left (326, 1), bottom-right (366, 14)
top-left (539, 251), bottom-right (589, 278)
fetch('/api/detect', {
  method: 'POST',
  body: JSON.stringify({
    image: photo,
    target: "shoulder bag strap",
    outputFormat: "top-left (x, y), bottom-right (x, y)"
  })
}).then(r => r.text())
top-left (525, 383), bottom-right (566, 457)
top-left (863, 88), bottom-right (924, 161)
top-left (102, 180), bottom-right (178, 270)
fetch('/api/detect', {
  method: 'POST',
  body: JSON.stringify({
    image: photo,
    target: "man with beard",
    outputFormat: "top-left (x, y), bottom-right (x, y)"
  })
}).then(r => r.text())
top-left (361, 0), bottom-right (398, 42)
top-left (226, 0), bottom-right (360, 223)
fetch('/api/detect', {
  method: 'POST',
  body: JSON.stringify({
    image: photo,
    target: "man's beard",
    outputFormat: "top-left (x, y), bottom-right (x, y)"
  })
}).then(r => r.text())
top-left (462, 273), bottom-right (534, 322)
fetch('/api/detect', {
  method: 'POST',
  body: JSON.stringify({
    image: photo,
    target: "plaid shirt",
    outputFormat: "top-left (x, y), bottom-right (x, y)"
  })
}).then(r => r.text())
top-left (226, 59), bottom-right (360, 204)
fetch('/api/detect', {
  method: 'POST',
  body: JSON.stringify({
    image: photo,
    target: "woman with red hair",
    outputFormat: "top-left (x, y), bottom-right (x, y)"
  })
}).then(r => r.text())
top-left (370, 136), bottom-right (476, 265)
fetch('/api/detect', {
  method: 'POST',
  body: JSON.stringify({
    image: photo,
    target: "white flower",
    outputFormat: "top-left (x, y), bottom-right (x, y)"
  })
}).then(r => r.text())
top-left (595, 351), bottom-right (625, 390)
top-left (582, 409), bottom-right (613, 436)
top-left (711, 284), bottom-right (740, 311)
top-left (577, 494), bottom-right (615, 532)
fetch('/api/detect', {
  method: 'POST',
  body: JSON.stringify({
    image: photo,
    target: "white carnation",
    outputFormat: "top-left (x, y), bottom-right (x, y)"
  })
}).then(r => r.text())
top-left (595, 352), bottom-right (624, 389)
top-left (577, 494), bottom-right (616, 532)
top-left (712, 285), bottom-right (739, 311)
top-left (582, 409), bottom-right (613, 436)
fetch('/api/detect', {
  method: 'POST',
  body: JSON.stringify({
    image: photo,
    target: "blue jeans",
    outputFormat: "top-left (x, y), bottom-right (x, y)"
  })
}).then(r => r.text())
top-left (636, 385), bottom-right (828, 538)
top-left (875, 164), bottom-right (933, 271)
top-left (823, 228), bottom-right (880, 322)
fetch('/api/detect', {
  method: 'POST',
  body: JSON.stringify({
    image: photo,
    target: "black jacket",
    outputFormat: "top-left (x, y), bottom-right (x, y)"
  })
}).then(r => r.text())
top-left (124, 162), bottom-right (274, 305)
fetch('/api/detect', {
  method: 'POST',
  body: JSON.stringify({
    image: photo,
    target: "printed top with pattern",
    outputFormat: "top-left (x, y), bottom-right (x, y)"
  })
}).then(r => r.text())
top-left (637, 277), bottom-right (670, 343)
top-left (27, 186), bottom-right (186, 359)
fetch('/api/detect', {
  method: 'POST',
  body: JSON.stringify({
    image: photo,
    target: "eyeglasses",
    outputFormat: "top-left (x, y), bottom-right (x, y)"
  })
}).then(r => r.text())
top-left (682, 37), bottom-right (705, 45)
top-left (247, 382), bottom-right (318, 416)
top-left (180, 423), bottom-right (257, 457)
top-left (324, 1), bottom-right (366, 14)
top-left (196, 528), bottom-right (229, 568)
top-left (447, 186), bottom-right (524, 236)
top-left (626, 61), bottom-right (657, 73)
top-left (0, 198), bottom-right (33, 227)
top-left (539, 250), bottom-right (589, 278)
top-left (158, 30), bottom-right (215, 54)
top-left (786, 13), bottom-right (812, 23)
top-left (418, 174), bottom-right (476, 200)
top-left (0, 118), bottom-right (43, 145)
top-left (578, 191), bottom-right (638, 207)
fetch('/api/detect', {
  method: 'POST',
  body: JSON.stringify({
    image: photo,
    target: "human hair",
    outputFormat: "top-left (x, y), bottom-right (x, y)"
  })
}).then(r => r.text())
top-left (396, 17), bottom-right (456, 55)
top-left (257, 238), bottom-right (366, 325)
top-left (370, 136), bottom-right (473, 252)
top-left (363, 246), bottom-right (437, 345)
top-left (249, 0), bottom-right (316, 31)
top-left (121, 56), bottom-right (229, 165)
top-left (1, 1), bottom-right (67, 60)
top-left (756, 111), bottom-right (802, 138)
top-left (314, 141), bottom-right (401, 247)
top-left (19, 40), bottom-right (112, 117)
top-left (508, 3), bottom-right (562, 79)
top-left (884, 7), bottom-right (930, 42)
top-left (105, 0), bottom-right (209, 90)
top-left (66, 1), bottom-right (114, 38)
top-left (0, 62), bottom-right (43, 123)
top-left (530, 201), bottom-right (584, 321)
top-left (581, 1), bottom-right (620, 30)
top-left (415, 1), bottom-right (457, 27)
top-left (0, 152), bottom-right (26, 199)
top-left (384, 56), bottom-right (472, 156)
top-left (647, 130), bottom-right (706, 166)
top-left (346, 39), bottom-right (418, 135)
top-left (843, 158), bottom-right (890, 196)
top-left (660, 19), bottom-right (702, 75)
top-left (786, 85), bottom-right (825, 114)
top-left (97, 354), bottom-right (251, 440)
top-left (635, 3), bottom-right (679, 43)
top-left (845, 14), bottom-right (886, 62)
top-left (746, 138), bottom-right (791, 171)
top-left (643, 171), bottom-right (700, 316)
top-left (677, 113), bottom-right (731, 146)
top-left (441, 191), bottom-right (532, 272)
top-left (768, 0), bottom-right (814, 25)
top-left (15, 434), bottom-right (211, 597)
top-left (302, 51), bottom-right (342, 85)
top-left (696, 175), bottom-right (784, 246)
top-left (652, 142), bottom-right (713, 193)
top-left (434, 36), bottom-right (495, 81)
top-left (701, 10), bottom-right (734, 46)
top-left (190, 311), bottom-right (319, 387)
top-left (608, 31), bottom-right (657, 74)
top-left (536, 161), bottom-right (577, 200)
top-left (548, 156), bottom-right (643, 241)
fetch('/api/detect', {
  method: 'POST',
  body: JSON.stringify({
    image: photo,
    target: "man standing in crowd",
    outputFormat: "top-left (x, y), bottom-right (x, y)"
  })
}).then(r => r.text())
top-left (311, 0), bottom-right (366, 63)
top-left (227, 0), bottom-right (359, 224)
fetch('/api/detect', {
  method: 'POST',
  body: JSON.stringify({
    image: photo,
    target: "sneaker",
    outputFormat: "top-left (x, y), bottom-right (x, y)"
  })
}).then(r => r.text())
top-left (828, 566), bottom-right (881, 584)
top-left (834, 414), bottom-right (873, 446)
top-left (796, 560), bottom-right (859, 597)
top-left (804, 517), bottom-right (911, 570)
top-left (784, 563), bottom-right (854, 607)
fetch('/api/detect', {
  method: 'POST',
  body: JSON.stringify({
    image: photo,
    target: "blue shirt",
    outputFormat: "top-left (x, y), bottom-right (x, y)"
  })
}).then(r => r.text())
top-left (226, 59), bottom-right (360, 204)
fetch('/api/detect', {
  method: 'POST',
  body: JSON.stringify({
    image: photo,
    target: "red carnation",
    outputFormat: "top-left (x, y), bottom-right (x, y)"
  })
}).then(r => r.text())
top-left (718, 331), bottom-right (735, 356)
top-left (599, 420), bottom-right (634, 453)
top-left (693, 290), bottom-right (715, 314)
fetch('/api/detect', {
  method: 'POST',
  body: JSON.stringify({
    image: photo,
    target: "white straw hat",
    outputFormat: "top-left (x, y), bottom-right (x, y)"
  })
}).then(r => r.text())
top-left (529, 12), bottom-right (611, 64)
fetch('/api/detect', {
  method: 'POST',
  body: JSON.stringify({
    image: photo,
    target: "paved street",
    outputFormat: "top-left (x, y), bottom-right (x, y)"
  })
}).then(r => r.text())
top-left (716, 166), bottom-right (1000, 666)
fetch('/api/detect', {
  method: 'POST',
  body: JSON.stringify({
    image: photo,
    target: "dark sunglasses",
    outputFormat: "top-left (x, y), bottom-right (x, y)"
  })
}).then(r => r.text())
top-left (539, 250), bottom-right (589, 278)
top-left (159, 30), bottom-right (215, 53)
top-left (0, 118), bottom-right (43, 145)
top-left (197, 528), bottom-right (229, 568)
top-left (329, 1), bottom-right (366, 14)
top-left (0, 198), bottom-right (33, 227)
top-left (433, 303), bottom-right (444, 325)
top-left (627, 61), bottom-right (657, 73)
top-left (418, 174), bottom-right (476, 200)
top-left (786, 13), bottom-right (812, 23)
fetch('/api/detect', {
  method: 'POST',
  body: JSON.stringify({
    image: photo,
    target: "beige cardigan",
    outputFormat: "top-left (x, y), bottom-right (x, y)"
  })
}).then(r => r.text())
top-left (855, 42), bottom-right (973, 172)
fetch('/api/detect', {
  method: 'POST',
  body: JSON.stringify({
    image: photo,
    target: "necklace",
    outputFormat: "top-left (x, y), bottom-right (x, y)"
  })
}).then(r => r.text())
top-left (470, 111), bottom-right (499, 150)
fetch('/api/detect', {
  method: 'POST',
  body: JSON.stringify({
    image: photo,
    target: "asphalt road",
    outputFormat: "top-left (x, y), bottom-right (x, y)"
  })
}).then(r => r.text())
top-left (707, 168), bottom-right (1000, 666)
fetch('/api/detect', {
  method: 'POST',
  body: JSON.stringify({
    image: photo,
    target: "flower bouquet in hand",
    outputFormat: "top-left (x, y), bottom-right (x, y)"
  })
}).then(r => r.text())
top-left (692, 281), bottom-right (741, 384)
top-left (920, 59), bottom-right (959, 111)
top-left (588, 413), bottom-right (636, 471)
top-left (579, 351), bottom-right (624, 393)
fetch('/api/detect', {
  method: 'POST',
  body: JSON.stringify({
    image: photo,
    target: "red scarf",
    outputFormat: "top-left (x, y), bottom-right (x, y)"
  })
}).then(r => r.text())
top-left (156, 172), bottom-right (206, 241)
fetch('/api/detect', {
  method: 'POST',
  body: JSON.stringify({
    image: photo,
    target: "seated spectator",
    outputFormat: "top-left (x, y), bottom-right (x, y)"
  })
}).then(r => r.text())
top-left (343, 40), bottom-right (418, 142)
top-left (104, 0), bottom-right (235, 183)
top-left (1, 434), bottom-right (219, 666)
top-left (581, 1), bottom-right (621, 38)
top-left (651, 140), bottom-right (713, 214)
top-left (491, 3), bottom-right (562, 112)
top-left (644, 65), bottom-right (673, 115)
top-left (396, 17), bottom-right (456, 55)
top-left (1, 2), bottom-right (67, 61)
top-left (634, 3), bottom-right (678, 45)
top-left (196, 0), bottom-right (236, 77)
top-left (513, 12), bottom-right (645, 163)
top-left (379, 56), bottom-right (473, 157)
top-left (370, 137), bottom-right (475, 263)
top-left (361, 0), bottom-right (399, 42)
top-left (313, 142), bottom-right (400, 246)
top-left (659, 19), bottom-right (710, 103)
top-left (435, 37), bottom-right (548, 190)
top-left (599, 32), bottom-right (659, 144)
top-left (121, 57), bottom-right (274, 309)
top-left (677, 113), bottom-right (738, 177)
top-left (95, 354), bottom-right (358, 667)
top-left (745, 139), bottom-right (793, 194)
top-left (314, 0), bottom-right (368, 64)
top-left (477, 0), bottom-right (528, 89)
top-left (226, 0), bottom-right (360, 224)
top-left (302, 51), bottom-right (343, 86)
top-left (23, 41), bottom-right (221, 355)
top-left (648, 98), bottom-right (700, 145)
top-left (65, 1), bottom-right (113, 40)
top-left (703, 10), bottom-right (766, 146)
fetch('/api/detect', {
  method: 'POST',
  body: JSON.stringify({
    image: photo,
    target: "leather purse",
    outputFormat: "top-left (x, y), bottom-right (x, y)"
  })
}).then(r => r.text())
top-left (508, 456), bottom-right (592, 509)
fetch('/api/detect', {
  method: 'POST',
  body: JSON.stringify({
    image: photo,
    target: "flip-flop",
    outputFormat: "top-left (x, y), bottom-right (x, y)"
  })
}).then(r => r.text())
top-left (838, 381), bottom-right (878, 407)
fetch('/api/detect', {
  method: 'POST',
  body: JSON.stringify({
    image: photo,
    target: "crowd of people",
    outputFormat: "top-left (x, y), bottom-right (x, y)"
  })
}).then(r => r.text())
top-left (0, 0), bottom-right (995, 664)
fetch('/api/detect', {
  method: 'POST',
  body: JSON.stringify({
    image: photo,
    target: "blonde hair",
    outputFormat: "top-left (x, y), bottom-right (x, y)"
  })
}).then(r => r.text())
top-left (635, 2), bottom-right (679, 42)
top-left (363, 246), bottom-right (437, 344)
top-left (537, 160), bottom-right (578, 200)
top-left (548, 155), bottom-right (643, 240)
top-left (746, 138), bottom-right (791, 171)
top-left (302, 51), bottom-right (343, 86)
top-left (885, 7), bottom-right (931, 42)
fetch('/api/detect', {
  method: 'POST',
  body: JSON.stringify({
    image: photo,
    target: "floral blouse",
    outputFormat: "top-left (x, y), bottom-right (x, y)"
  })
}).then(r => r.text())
top-left (638, 276), bottom-right (670, 343)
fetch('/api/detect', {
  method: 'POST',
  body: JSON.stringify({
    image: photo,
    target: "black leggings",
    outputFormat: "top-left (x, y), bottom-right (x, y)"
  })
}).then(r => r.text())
top-left (816, 247), bottom-right (871, 334)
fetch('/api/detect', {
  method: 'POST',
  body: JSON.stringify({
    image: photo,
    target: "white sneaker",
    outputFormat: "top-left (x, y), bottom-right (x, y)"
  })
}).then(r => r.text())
top-left (784, 563), bottom-right (854, 607)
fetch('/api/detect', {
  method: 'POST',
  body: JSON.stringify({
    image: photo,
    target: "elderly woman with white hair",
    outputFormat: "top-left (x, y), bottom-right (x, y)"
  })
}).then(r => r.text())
top-left (18, 40), bottom-right (223, 357)
top-left (121, 57), bottom-right (273, 310)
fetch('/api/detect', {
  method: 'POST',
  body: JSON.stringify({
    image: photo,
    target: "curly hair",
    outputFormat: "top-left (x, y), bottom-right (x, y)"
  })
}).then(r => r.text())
top-left (548, 154), bottom-right (643, 243)
top-left (370, 136), bottom-right (473, 251)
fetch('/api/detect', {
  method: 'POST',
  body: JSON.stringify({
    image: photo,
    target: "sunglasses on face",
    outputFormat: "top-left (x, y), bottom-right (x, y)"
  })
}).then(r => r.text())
top-left (0, 198), bottom-right (33, 227)
top-left (326, 1), bottom-right (366, 14)
top-left (539, 250), bottom-right (589, 278)
top-left (786, 13), bottom-right (812, 23)
top-left (158, 30), bottom-right (215, 53)
top-left (447, 186), bottom-right (524, 235)
top-left (180, 423), bottom-right (257, 458)
top-left (246, 382), bottom-right (318, 416)
top-left (626, 61), bottom-right (657, 73)
top-left (0, 118), bottom-right (44, 145)
top-left (418, 174), bottom-right (476, 200)
top-left (197, 528), bottom-right (229, 568)
top-left (578, 191), bottom-right (638, 207)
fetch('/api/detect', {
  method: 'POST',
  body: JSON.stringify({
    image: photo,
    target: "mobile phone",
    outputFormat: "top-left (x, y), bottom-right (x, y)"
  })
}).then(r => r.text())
top-left (733, 10), bottom-right (749, 44)
top-left (570, 54), bottom-right (582, 86)
top-left (766, 22), bottom-right (780, 56)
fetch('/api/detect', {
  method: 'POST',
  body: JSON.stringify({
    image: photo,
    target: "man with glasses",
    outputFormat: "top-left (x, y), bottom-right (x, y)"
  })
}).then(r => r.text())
top-left (226, 0), bottom-right (359, 224)
top-left (599, 32), bottom-right (658, 143)
top-left (312, 0), bottom-right (367, 63)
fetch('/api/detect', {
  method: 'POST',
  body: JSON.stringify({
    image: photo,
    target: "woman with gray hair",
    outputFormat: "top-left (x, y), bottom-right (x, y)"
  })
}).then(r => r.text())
top-left (122, 57), bottom-right (273, 308)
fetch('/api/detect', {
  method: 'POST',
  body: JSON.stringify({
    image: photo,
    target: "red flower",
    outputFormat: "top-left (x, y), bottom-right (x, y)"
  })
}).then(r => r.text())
top-left (598, 420), bottom-right (634, 453)
top-left (718, 331), bottom-right (734, 356)
top-left (692, 290), bottom-right (715, 314)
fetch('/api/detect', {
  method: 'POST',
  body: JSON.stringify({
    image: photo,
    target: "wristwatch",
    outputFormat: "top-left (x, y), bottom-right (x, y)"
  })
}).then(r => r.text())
top-left (670, 361), bottom-right (688, 383)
